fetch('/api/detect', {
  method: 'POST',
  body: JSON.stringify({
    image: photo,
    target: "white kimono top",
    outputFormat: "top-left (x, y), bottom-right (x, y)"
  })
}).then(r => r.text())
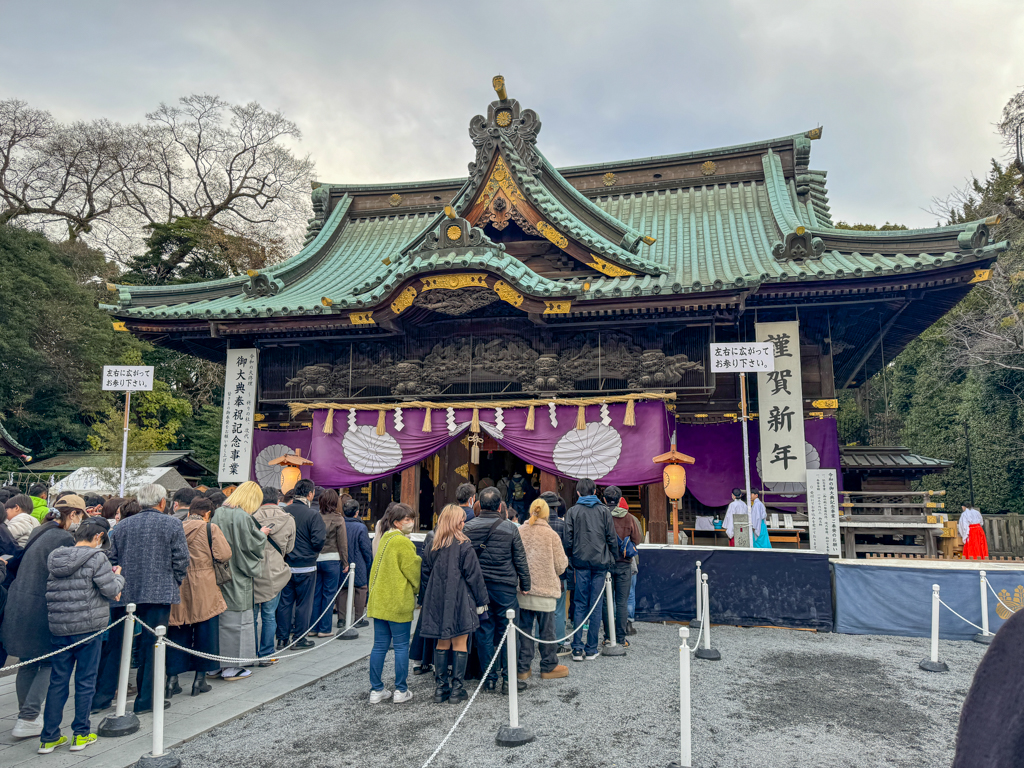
top-left (723, 499), bottom-right (747, 538)
top-left (958, 507), bottom-right (983, 542)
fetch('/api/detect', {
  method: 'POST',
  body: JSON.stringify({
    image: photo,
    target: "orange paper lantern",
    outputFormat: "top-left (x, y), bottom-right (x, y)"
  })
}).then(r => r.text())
top-left (280, 466), bottom-right (302, 494)
top-left (663, 464), bottom-right (687, 499)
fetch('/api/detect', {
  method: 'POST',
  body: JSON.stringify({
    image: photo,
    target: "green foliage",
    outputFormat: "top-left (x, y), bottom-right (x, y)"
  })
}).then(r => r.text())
top-left (0, 225), bottom-right (134, 455)
top-left (833, 221), bottom-right (910, 231)
top-left (86, 348), bottom-right (193, 452)
top-left (175, 405), bottom-right (223, 484)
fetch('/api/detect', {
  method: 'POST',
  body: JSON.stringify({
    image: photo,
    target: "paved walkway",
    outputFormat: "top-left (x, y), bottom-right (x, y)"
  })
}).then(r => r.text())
top-left (0, 627), bottom-right (373, 767)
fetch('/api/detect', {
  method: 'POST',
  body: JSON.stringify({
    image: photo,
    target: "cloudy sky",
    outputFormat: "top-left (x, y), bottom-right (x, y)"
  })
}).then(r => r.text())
top-left (2, 0), bottom-right (1022, 228)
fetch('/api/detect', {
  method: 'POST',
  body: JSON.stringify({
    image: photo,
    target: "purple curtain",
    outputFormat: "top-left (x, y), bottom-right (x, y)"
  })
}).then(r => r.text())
top-left (675, 418), bottom-right (842, 507)
top-left (301, 401), bottom-right (671, 488)
top-left (250, 428), bottom-right (313, 486)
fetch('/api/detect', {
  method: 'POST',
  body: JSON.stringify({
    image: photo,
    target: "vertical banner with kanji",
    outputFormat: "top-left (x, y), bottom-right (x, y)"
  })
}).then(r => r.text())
top-left (806, 469), bottom-right (841, 555)
top-left (218, 348), bottom-right (258, 483)
top-left (755, 321), bottom-right (806, 484)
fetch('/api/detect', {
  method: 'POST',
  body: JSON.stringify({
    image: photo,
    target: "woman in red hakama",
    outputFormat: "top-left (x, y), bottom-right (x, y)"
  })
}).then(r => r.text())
top-left (958, 505), bottom-right (988, 560)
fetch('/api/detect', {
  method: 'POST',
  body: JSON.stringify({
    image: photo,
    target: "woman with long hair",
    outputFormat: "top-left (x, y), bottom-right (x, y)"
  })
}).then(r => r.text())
top-left (366, 503), bottom-right (420, 704)
top-left (516, 498), bottom-right (569, 681)
top-left (419, 504), bottom-right (489, 703)
top-left (312, 489), bottom-right (349, 637)
top-left (166, 497), bottom-right (232, 697)
top-left (210, 481), bottom-right (268, 681)
top-left (2, 498), bottom-right (82, 739)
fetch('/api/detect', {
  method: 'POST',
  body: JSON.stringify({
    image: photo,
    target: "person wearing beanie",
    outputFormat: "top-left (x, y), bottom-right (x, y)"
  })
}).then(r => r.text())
top-left (604, 487), bottom-right (639, 647)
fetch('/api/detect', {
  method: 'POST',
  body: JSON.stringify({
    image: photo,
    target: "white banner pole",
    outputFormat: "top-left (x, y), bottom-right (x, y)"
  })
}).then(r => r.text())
top-left (740, 372), bottom-right (752, 516)
top-left (119, 390), bottom-right (131, 498)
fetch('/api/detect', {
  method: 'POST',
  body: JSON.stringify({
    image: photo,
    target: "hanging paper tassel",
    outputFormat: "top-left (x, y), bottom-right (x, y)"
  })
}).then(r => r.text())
top-left (525, 405), bottom-right (536, 431)
top-left (548, 402), bottom-right (558, 428)
top-left (422, 406), bottom-right (432, 432)
top-left (600, 402), bottom-right (611, 426)
top-left (494, 407), bottom-right (505, 431)
top-left (624, 398), bottom-right (637, 426)
top-left (348, 408), bottom-right (357, 430)
top-left (376, 410), bottom-right (387, 435)
top-left (394, 407), bottom-right (404, 432)
top-left (471, 408), bottom-right (480, 433)
top-left (323, 407), bottom-right (336, 435)
top-left (576, 405), bottom-right (587, 431)
top-left (470, 434), bottom-right (482, 465)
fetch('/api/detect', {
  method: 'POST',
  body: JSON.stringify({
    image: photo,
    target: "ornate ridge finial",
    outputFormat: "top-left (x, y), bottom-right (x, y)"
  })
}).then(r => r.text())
top-left (467, 81), bottom-right (543, 184)
top-left (493, 75), bottom-right (507, 101)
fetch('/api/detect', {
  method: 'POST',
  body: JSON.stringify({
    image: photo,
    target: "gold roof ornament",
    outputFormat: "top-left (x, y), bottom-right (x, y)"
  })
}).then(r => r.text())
top-left (493, 75), bottom-right (507, 101)
top-left (603, 172), bottom-right (616, 187)
top-left (388, 193), bottom-right (402, 207)
top-left (701, 160), bottom-right (717, 176)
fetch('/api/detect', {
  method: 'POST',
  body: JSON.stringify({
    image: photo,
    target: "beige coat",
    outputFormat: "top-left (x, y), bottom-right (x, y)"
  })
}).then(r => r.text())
top-left (6, 512), bottom-right (39, 547)
top-left (517, 518), bottom-right (568, 602)
top-left (169, 518), bottom-right (232, 627)
top-left (252, 504), bottom-right (296, 604)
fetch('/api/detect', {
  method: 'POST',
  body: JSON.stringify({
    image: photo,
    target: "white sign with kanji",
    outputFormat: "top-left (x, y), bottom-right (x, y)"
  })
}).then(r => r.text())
top-left (755, 321), bottom-right (807, 484)
top-left (709, 342), bottom-right (776, 373)
top-left (218, 349), bottom-right (258, 483)
top-left (807, 469), bottom-right (841, 556)
top-left (102, 365), bottom-right (154, 391)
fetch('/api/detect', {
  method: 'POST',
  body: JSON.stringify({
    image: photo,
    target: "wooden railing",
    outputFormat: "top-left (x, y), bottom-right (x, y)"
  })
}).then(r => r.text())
top-left (983, 514), bottom-right (1024, 557)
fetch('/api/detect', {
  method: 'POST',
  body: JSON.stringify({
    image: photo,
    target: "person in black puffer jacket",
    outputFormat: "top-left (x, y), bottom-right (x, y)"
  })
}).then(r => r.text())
top-left (463, 487), bottom-right (530, 694)
top-left (39, 519), bottom-right (124, 751)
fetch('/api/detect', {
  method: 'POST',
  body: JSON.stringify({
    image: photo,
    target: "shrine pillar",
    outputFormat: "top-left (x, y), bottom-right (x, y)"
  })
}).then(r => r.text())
top-left (643, 484), bottom-right (668, 544)
top-left (401, 464), bottom-right (421, 529)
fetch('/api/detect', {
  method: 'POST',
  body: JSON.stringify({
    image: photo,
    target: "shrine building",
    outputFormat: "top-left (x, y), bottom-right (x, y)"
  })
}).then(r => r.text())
top-left (104, 77), bottom-right (1008, 541)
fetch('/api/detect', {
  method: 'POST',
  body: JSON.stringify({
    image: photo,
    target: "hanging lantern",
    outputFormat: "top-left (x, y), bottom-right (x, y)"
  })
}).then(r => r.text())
top-left (525, 464), bottom-right (534, 475)
top-left (663, 464), bottom-right (687, 499)
top-left (268, 448), bottom-right (314, 494)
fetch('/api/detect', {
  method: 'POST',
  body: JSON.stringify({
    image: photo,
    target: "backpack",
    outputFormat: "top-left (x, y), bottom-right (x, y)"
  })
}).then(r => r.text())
top-left (619, 533), bottom-right (638, 560)
top-left (511, 476), bottom-right (526, 501)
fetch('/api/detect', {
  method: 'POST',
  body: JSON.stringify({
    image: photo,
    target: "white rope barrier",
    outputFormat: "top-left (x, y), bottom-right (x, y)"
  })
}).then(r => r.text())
top-left (937, 598), bottom-right (985, 632)
top-left (683, 616), bottom-right (705, 654)
top-left (511, 577), bottom-right (614, 646)
top-left (419, 623), bottom-right (511, 768)
top-left (986, 578), bottom-right (1020, 615)
top-left (0, 615), bottom-right (128, 672)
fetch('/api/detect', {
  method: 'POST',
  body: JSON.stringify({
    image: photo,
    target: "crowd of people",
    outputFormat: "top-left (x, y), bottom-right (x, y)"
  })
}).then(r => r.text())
top-left (0, 473), bottom-right (641, 752)
top-left (366, 478), bottom-right (641, 705)
top-left (0, 479), bottom-right (373, 755)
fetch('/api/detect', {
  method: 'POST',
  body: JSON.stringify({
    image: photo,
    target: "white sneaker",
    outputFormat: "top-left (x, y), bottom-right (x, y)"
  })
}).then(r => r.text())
top-left (393, 689), bottom-right (413, 704)
top-left (369, 689), bottom-right (392, 704)
top-left (13, 715), bottom-right (44, 738)
top-left (585, 652), bottom-right (600, 660)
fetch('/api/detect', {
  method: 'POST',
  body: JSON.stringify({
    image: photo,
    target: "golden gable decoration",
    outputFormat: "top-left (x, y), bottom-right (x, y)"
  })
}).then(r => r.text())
top-left (603, 172), bottom-right (616, 187)
top-left (536, 220), bottom-right (568, 249)
top-left (590, 255), bottom-right (635, 277)
top-left (492, 280), bottom-right (524, 308)
top-left (701, 161), bottom-right (717, 176)
top-left (390, 286), bottom-right (417, 315)
top-left (420, 274), bottom-right (488, 291)
top-left (388, 193), bottom-right (403, 207)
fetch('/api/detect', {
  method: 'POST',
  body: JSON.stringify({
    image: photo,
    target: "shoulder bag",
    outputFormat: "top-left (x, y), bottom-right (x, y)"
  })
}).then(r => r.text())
top-left (207, 522), bottom-right (233, 586)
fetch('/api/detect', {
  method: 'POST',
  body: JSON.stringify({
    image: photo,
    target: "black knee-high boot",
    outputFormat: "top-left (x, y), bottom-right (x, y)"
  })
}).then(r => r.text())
top-left (450, 651), bottom-right (469, 703)
top-left (432, 647), bottom-right (451, 703)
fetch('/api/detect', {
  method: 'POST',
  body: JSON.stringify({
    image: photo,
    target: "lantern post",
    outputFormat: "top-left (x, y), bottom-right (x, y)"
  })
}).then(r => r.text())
top-left (268, 449), bottom-right (314, 494)
top-left (654, 439), bottom-right (696, 545)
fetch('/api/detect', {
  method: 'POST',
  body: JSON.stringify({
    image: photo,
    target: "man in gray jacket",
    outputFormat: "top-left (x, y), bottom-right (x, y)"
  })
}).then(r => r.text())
top-left (38, 518), bottom-right (124, 753)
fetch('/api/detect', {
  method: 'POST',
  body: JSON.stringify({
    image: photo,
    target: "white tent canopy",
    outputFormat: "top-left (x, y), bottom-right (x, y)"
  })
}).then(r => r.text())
top-left (49, 467), bottom-right (191, 497)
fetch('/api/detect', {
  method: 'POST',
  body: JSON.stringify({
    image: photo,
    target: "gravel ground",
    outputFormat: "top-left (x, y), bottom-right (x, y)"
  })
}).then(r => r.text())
top-left (174, 622), bottom-right (985, 768)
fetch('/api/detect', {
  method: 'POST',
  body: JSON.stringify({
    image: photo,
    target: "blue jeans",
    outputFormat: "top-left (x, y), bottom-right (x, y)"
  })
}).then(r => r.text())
top-left (369, 619), bottom-right (411, 693)
top-left (254, 592), bottom-right (282, 658)
top-left (474, 581), bottom-right (519, 682)
top-left (312, 561), bottom-right (342, 634)
top-left (42, 634), bottom-right (103, 743)
top-left (572, 568), bottom-right (607, 655)
top-left (628, 572), bottom-right (637, 621)
top-left (555, 586), bottom-right (567, 641)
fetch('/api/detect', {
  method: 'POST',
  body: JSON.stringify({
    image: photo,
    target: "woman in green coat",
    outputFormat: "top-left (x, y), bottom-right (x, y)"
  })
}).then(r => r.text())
top-left (367, 503), bottom-right (420, 704)
top-left (211, 482), bottom-right (268, 681)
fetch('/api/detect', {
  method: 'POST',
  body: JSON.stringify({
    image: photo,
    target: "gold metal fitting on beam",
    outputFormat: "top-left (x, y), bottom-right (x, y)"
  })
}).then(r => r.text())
top-left (493, 75), bottom-right (507, 101)
top-left (444, 205), bottom-right (457, 220)
top-left (321, 297), bottom-right (333, 307)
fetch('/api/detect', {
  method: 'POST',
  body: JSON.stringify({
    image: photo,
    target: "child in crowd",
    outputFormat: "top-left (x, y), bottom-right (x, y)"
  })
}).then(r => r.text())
top-left (38, 518), bottom-right (125, 754)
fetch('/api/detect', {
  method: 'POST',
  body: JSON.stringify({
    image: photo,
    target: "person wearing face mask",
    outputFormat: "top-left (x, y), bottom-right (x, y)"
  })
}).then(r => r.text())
top-left (366, 503), bottom-right (421, 704)
top-left (2, 496), bottom-right (82, 740)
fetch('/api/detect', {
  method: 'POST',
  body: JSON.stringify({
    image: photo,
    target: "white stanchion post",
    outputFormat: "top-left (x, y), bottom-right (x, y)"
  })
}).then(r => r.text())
top-left (495, 610), bottom-right (535, 748)
top-left (667, 626), bottom-right (692, 768)
top-left (919, 584), bottom-right (948, 672)
top-left (602, 572), bottom-right (626, 657)
top-left (338, 572), bottom-right (359, 640)
top-left (689, 561), bottom-right (702, 629)
top-left (694, 574), bottom-right (720, 660)
top-left (974, 570), bottom-right (993, 645)
top-left (99, 604), bottom-right (140, 737)
top-left (136, 626), bottom-right (181, 768)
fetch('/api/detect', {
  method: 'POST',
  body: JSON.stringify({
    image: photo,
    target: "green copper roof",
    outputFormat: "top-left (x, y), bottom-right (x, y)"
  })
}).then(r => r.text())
top-left (106, 94), bottom-right (1009, 322)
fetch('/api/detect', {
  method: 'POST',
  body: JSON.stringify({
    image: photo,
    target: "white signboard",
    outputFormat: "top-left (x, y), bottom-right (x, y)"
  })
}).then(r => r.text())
top-left (709, 343), bottom-right (775, 373)
top-left (807, 469), bottom-right (841, 555)
top-left (755, 321), bottom-right (807, 484)
top-left (218, 349), bottom-right (258, 483)
top-left (102, 365), bottom-right (154, 391)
